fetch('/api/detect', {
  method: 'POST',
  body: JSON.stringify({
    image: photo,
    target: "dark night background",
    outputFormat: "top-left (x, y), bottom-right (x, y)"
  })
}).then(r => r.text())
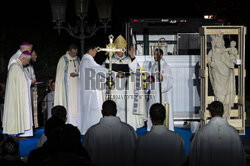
top-left (0, 0), bottom-right (249, 99)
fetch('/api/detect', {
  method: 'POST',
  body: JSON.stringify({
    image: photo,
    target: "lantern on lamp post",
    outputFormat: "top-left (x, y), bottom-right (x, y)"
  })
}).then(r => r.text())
top-left (50, 0), bottom-right (67, 35)
top-left (50, 0), bottom-right (112, 55)
top-left (75, 0), bottom-right (89, 17)
top-left (95, 0), bottom-right (113, 33)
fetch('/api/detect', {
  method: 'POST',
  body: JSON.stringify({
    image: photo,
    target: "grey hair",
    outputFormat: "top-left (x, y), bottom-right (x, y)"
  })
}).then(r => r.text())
top-left (20, 44), bottom-right (33, 49)
top-left (19, 54), bottom-right (31, 59)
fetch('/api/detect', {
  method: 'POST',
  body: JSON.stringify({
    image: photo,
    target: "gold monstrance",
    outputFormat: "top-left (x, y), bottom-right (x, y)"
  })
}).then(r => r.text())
top-left (96, 35), bottom-right (125, 100)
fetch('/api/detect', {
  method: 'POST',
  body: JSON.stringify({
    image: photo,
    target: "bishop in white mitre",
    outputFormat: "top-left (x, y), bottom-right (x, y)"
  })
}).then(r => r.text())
top-left (54, 44), bottom-right (80, 127)
top-left (3, 51), bottom-right (34, 137)
top-left (104, 35), bottom-right (147, 130)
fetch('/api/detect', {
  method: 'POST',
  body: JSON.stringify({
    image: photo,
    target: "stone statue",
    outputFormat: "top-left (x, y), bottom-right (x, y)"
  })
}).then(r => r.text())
top-left (207, 35), bottom-right (237, 118)
top-left (225, 40), bottom-right (238, 63)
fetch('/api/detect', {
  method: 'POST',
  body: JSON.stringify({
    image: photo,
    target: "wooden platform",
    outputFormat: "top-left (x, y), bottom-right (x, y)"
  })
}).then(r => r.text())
top-left (199, 26), bottom-right (246, 135)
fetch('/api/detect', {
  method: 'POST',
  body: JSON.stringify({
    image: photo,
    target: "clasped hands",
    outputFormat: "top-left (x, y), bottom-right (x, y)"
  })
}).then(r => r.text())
top-left (70, 73), bottom-right (79, 77)
top-left (148, 73), bottom-right (163, 82)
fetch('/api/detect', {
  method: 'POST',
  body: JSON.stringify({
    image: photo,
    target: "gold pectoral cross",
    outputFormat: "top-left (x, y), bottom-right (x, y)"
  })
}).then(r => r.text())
top-left (96, 35), bottom-right (126, 100)
top-left (70, 59), bottom-right (78, 73)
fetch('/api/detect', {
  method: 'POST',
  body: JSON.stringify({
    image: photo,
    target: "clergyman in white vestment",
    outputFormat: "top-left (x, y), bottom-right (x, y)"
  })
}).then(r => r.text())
top-left (189, 101), bottom-right (246, 166)
top-left (54, 44), bottom-right (80, 128)
top-left (83, 100), bottom-right (137, 166)
top-left (104, 35), bottom-right (147, 130)
top-left (79, 44), bottom-right (111, 135)
top-left (3, 51), bottom-right (34, 137)
top-left (24, 49), bottom-right (38, 128)
top-left (147, 48), bottom-right (174, 131)
top-left (135, 103), bottom-right (185, 166)
top-left (8, 42), bottom-right (33, 70)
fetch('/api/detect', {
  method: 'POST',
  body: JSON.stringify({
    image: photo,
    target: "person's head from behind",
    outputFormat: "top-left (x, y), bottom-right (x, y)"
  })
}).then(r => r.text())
top-left (68, 44), bottom-right (78, 57)
top-left (208, 101), bottom-right (224, 117)
top-left (154, 48), bottom-right (163, 61)
top-left (19, 51), bottom-right (32, 66)
top-left (60, 124), bottom-right (82, 152)
top-left (150, 103), bottom-right (166, 125)
top-left (44, 116), bottom-right (65, 140)
top-left (2, 136), bottom-right (19, 157)
top-left (51, 105), bottom-right (67, 123)
top-left (102, 100), bottom-right (117, 117)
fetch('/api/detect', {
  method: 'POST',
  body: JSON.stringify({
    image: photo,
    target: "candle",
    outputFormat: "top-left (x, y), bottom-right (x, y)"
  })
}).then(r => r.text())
top-left (165, 103), bottom-right (169, 129)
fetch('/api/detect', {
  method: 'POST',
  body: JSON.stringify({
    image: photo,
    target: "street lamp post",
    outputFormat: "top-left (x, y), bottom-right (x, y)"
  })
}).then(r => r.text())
top-left (50, 0), bottom-right (112, 55)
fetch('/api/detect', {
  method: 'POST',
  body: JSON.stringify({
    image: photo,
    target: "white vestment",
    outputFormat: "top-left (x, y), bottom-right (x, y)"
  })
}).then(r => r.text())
top-left (83, 116), bottom-right (137, 166)
top-left (8, 49), bottom-right (22, 70)
top-left (147, 59), bottom-right (174, 131)
top-left (42, 91), bottom-right (54, 119)
top-left (2, 59), bottom-right (33, 136)
top-left (24, 64), bottom-right (38, 128)
top-left (135, 125), bottom-right (185, 166)
top-left (24, 65), bottom-right (36, 80)
top-left (189, 117), bottom-right (246, 166)
top-left (105, 55), bottom-right (147, 130)
top-left (79, 53), bottom-right (110, 135)
top-left (54, 52), bottom-right (80, 127)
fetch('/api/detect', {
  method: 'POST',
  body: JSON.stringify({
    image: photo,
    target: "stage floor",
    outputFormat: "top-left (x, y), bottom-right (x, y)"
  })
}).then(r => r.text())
top-left (1, 126), bottom-right (250, 158)
top-left (0, 126), bottom-right (247, 158)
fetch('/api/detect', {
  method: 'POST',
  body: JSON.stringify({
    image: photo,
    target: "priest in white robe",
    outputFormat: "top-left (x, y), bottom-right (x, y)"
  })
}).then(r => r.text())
top-left (147, 48), bottom-right (174, 131)
top-left (83, 100), bottom-right (137, 166)
top-left (24, 49), bottom-right (39, 128)
top-left (189, 101), bottom-right (246, 166)
top-left (8, 42), bottom-right (33, 70)
top-left (104, 35), bottom-right (147, 130)
top-left (54, 44), bottom-right (80, 127)
top-left (135, 103), bottom-right (185, 166)
top-left (3, 51), bottom-right (34, 137)
top-left (79, 44), bottom-right (111, 135)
